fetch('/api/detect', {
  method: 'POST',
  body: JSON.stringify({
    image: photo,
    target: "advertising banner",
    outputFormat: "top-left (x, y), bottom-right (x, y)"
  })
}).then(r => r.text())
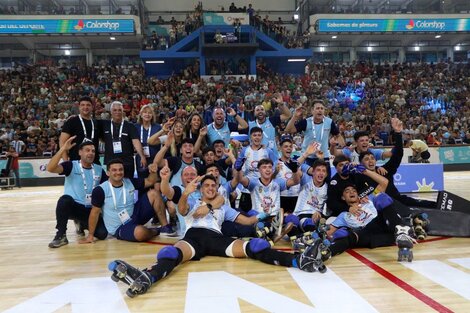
top-left (318, 18), bottom-right (470, 33)
top-left (0, 19), bottom-right (134, 34)
top-left (393, 163), bottom-right (444, 193)
top-left (203, 13), bottom-right (249, 25)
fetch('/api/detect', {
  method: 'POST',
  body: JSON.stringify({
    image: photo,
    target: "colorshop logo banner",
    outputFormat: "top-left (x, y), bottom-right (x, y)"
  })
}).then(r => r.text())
top-left (318, 18), bottom-right (470, 32)
top-left (0, 19), bottom-right (134, 34)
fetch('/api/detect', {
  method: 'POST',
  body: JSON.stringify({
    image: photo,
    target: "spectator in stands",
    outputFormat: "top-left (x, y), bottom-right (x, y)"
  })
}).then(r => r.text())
top-left (156, 16), bottom-right (164, 24)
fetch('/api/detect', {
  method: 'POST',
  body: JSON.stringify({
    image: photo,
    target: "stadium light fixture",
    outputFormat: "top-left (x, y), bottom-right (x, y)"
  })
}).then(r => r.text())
top-left (110, 37), bottom-right (116, 40)
top-left (319, 47), bottom-right (325, 52)
top-left (288, 59), bottom-right (306, 62)
top-left (435, 35), bottom-right (441, 38)
top-left (331, 35), bottom-right (337, 39)
top-left (414, 46), bottom-right (420, 51)
top-left (367, 46), bottom-right (373, 52)
top-left (64, 50), bottom-right (71, 56)
top-left (455, 45), bottom-right (461, 51)
top-left (294, 14), bottom-right (299, 20)
top-left (146, 60), bottom-right (165, 64)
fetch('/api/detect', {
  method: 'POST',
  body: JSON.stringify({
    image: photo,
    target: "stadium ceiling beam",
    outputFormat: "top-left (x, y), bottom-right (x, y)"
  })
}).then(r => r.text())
top-left (15, 37), bottom-right (34, 50)
top-left (77, 37), bottom-right (91, 49)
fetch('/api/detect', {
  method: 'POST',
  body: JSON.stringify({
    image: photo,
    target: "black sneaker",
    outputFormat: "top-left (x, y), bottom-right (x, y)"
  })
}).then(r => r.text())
top-left (108, 260), bottom-right (153, 298)
top-left (48, 234), bottom-right (69, 248)
top-left (296, 238), bottom-right (327, 273)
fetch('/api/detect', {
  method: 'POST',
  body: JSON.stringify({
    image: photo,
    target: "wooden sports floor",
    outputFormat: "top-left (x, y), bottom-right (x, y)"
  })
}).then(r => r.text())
top-left (1, 172), bottom-right (470, 313)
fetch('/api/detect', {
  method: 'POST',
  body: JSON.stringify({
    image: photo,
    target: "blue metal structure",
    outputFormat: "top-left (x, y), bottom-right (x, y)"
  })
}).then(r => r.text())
top-left (141, 25), bottom-right (312, 78)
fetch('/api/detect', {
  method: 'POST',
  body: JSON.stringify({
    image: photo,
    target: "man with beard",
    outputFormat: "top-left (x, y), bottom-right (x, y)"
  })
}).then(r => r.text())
top-left (207, 107), bottom-right (248, 146)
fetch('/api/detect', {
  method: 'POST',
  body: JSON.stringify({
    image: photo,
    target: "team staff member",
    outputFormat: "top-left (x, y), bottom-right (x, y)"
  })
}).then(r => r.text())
top-left (47, 136), bottom-right (108, 248)
top-left (83, 158), bottom-right (161, 243)
top-left (60, 96), bottom-right (100, 164)
top-left (101, 101), bottom-right (147, 178)
top-left (285, 101), bottom-right (339, 168)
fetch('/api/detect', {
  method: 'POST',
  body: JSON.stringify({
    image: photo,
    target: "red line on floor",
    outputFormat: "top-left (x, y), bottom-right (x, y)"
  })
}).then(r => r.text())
top-left (347, 249), bottom-right (454, 313)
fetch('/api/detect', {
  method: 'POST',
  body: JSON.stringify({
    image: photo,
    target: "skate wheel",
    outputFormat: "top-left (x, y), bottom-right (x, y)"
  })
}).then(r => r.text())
top-left (108, 261), bottom-right (118, 271)
top-left (111, 274), bottom-right (120, 282)
top-left (303, 232), bottom-right (312, 237)
top-left (126, 289), bottom-right (136, 298)
top-left (318, 265), bottom-right (327, 273)
top-left (289, 236), bottom-right (298, 241)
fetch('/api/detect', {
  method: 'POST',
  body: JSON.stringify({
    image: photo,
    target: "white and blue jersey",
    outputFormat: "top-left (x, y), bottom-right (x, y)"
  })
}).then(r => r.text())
top-left (248, 116), bottom-right (281, 158)
top-left (62, 160), bottom-right (104, 207)
top-left (331, 200), bottom-right (378, 230)
top-left (342, 148), bottom-right (383, 164)
top-left (239, 145), bottom-right (277, 193)
top-left (207, 121), bottom-right (238, 146)
top-left (218, 181), bottom-right (234, 206)
top-left (170, 186), bottom-right (201, 236)
top-left (246, 177), bottom-right (287, 215)
top-left (293, 174), bottom-right (328, 216)
top-left (93, 178), bottom-right (138, 235)
top-left (276, 159), bottom-right (300, 197)
top-left (185, 198), bottom-right (240, 234)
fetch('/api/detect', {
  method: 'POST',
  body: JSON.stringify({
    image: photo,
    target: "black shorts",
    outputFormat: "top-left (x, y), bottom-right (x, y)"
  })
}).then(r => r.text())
top-left (181, 228), bottom-right (237, 260)
top-left (280, 196), bottom-right (298, 213)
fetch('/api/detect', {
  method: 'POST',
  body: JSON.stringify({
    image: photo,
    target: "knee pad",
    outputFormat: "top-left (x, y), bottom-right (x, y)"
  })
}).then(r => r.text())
top-left (300, 217), bottom-right (315, 231)
top-left (373, 193), bottom-right (393, 211)
top-left (332, 227), bottom-right (349, 241)
top-left (157, 246), bottom-right (179, 261)
top-left (284, 214), bottom-right (299, 227)
top-left (246, 238), bottom-right (270, 259)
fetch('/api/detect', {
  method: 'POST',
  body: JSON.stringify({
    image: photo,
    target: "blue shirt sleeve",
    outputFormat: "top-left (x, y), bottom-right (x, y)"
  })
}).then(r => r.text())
top-left (342, 148), bottom-right (352, 158)
top-left (268, 148), bottom-right (278, 167)
top-left (247, 177), bottom-right (258, 191)
top-left (273, 177), bottom-right (287, 191)
top-left (91, 186), bottom-right (105, 207)
top-left (224, 205), bottom-right (241, 222)
top-left (371, 148), bottom-right (384, 160)
top-left (300, 172), bottom-right (310, 186)
top-left (60, 161), bottom-right (73, 176)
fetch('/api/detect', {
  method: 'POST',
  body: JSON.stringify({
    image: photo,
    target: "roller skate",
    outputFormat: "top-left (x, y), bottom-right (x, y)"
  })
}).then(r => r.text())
top-left (290, 231), bottom-right (313, 252)
top-left (296, 237), bottom-right (330, 273)
top-left (413, 213), bottom-right (430, 240)
top-left (255, 222), bottom-right (274, 246)
top-left (108, 260), bottom-right (153, 298)
top-left (270, 208), bottom-right (294, 243)
top-left (395, 225), bottom-right (417, 262)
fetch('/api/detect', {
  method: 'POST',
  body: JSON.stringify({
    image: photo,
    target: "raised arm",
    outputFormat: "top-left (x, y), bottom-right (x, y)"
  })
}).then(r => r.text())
top-left (47, 135), bottom-right (76, 174)
top-left (177, 176), bottom-right (201, 216)
top-left (228, 107), bottom-right (248, 130)
top-left (285, 106), bottom-right (303, 134)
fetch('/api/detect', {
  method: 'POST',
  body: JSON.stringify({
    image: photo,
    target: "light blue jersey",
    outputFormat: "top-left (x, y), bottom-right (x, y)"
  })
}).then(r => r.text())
top-left (185, 198), bottom-right (240, 234)
top-left (99, 178), bottom-right (136, 235)
top-left (207, 121), bottom-right (232, 146)
top-left (302, 117), bottom-right (333, 158)
top-left (331, 201), bottom-right (377, 230)
top-left (63, 161), bottom-right (103, 207)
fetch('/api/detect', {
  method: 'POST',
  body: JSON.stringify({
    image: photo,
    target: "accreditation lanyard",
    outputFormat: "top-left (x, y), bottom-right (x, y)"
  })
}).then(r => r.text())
top-left (256, 119), bottom-right (269, 138)
top-left (141, 125), bottom-right (152, 145)
top-left (110, 120), bottom-right (124, 140)
top-left (79, 162), bottom-right (96, 193)
top-left (312, 117), bottom-right (325, 143)
top-left (79, 115), bottom-right (94, 141)
top-left (109, 181), bottom-right (127, 211)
